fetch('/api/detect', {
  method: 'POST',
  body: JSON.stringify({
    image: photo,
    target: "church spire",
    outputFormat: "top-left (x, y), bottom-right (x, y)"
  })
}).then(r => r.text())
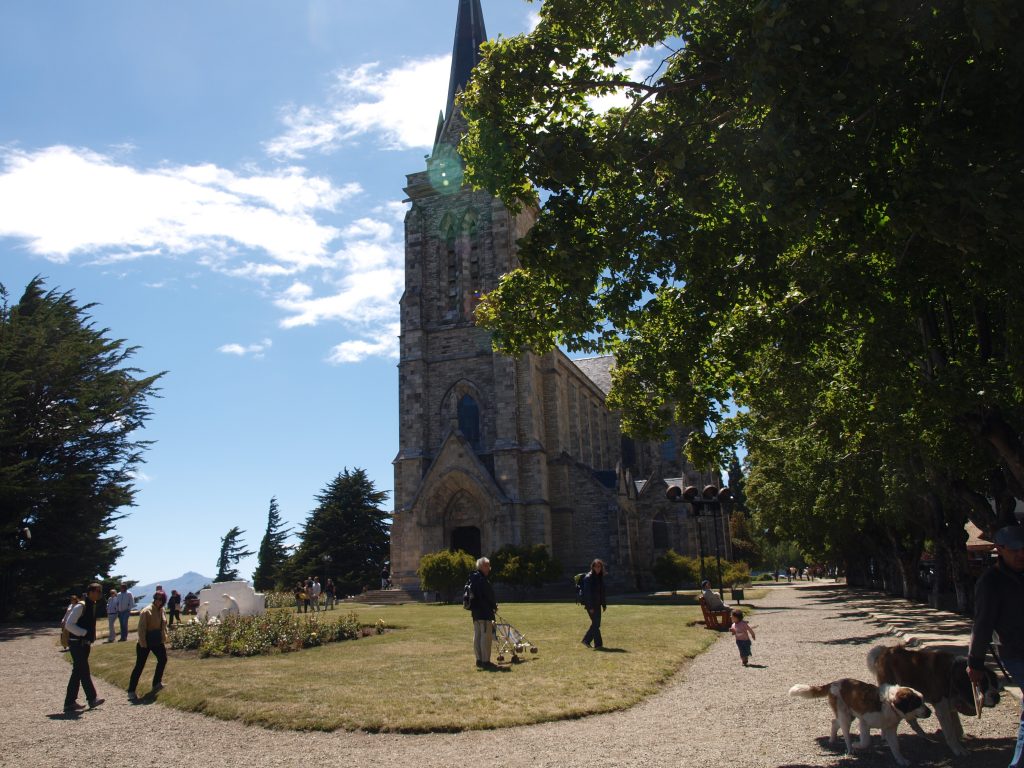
top-left (444, 0), bottom-right (487, 123)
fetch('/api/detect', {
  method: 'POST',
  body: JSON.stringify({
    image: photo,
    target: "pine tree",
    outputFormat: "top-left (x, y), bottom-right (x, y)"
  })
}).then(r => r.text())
top-left (0, 278), bottom-right (163, 619)
top-left (252, 497), bottom-right (291, 591)
top-left (214, 526), bottom-right (254, 582)
top-left (280, 468), bottom-right (389, 595)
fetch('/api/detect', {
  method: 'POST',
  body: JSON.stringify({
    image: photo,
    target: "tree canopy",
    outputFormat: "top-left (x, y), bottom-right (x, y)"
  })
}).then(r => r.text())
top-left (280, 468), bottom-right (389, 595)
top-left (0, 278), bottom-right (163, 619)
top-left (214, 526), bottom-right (254, 583)
top-left (460, 0), bottom-right (1024, 598)
top-left (252, 496), bottom-right (291, 591)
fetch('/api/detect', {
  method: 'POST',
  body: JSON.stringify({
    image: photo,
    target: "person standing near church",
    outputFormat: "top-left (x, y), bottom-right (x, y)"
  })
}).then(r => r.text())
top-left (581, 559), bottom-right (607, 649)
top-left (63, 582), bottom-right (105, 713)
top-left (969, 525), bottom-right (1024, 768)
top-left (115, 583), bottom-right (133, 641)
top-left (468, 557), bottom-right (497, 669)
top-left (127, 591), bottom-right (168, 702)
top-left (104, 588), bottom-right (118, 641)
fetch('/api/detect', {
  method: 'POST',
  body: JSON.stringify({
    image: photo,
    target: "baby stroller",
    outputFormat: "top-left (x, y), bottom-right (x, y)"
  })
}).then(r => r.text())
top-left (493, 612), bottom-right (539, 663)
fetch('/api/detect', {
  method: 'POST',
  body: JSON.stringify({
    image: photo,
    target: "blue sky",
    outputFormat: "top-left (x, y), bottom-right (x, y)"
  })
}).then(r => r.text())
top-left (0, 1), bottom-right (543, 585)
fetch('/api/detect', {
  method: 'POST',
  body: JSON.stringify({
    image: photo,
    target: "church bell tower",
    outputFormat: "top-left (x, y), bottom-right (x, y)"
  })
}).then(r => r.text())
top-left (390, 0), bottom-right (546, 587)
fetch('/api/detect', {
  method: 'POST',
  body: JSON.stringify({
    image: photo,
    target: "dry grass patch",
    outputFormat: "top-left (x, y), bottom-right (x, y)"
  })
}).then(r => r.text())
top-left (87, 601), bottom-right (718, 732)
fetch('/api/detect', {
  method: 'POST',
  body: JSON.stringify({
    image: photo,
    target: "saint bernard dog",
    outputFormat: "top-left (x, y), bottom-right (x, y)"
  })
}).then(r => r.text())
top-left (789, 678), bottom-right (931, 766)
top-left (868, 643), bottom-right (1001, 756)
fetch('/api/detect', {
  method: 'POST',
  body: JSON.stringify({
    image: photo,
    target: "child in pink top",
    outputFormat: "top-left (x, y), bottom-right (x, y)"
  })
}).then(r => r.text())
top-left (730, 609), bottom-right (756, 666)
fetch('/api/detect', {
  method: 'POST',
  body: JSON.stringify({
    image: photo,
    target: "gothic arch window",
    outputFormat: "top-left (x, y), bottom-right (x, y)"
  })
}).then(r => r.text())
top-left (441, 380), bottom-right (486, 451)
top-left (652, 513), bottom-right (670, 549)
top-left (458, 394), bottom-right (481, 449)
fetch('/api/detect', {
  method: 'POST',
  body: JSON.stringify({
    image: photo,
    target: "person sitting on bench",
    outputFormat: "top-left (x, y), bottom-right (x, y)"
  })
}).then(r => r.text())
top-left (701, 580), bottom-right (726, 611)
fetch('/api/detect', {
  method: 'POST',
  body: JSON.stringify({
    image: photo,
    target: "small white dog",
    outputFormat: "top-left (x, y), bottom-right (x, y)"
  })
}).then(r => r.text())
top-left (789, 678), bottom-right (932, 766)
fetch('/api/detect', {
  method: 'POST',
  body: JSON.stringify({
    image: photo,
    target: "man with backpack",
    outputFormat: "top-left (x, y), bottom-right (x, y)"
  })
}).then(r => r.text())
top-left (467, 557), bottom-right (497, 669)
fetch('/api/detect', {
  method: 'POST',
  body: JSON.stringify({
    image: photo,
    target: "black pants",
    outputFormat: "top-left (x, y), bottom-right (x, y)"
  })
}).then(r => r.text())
top-left (582, 607), bottom-right (603, 648)
top-left (168, 607), bottom-right (180, 625)
top-left (128, 640), bottom-right (167, 693)
top-left (65, 641), bottom-right (97, 708)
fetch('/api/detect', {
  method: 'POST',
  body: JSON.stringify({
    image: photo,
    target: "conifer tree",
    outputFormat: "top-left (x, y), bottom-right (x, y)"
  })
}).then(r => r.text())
top-left (252, 497), bottom-right (291, 591)
top-left (214, 526), bottom-right (254, 583)
top-left (281, 468), bottom-right (389, 595)
top-left (0, 278), bottom-right (163, 619)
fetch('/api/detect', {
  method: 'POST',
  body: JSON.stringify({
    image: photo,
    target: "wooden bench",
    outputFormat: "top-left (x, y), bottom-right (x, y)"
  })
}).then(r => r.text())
top-left (698, 596), bottom-right (732, 631)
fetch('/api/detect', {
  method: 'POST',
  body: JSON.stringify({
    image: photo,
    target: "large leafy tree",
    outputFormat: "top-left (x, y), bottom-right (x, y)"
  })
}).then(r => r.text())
top-left (252, 496), bottom-right (291, 591)
top-left (214, 526), bottom-right (254, 583)
top-left (281, 468), bottom-right (389, 596)
top-left (460, 0), bottom-right (1024, 589)
top-left (0, 278), bottom-right (163, 619)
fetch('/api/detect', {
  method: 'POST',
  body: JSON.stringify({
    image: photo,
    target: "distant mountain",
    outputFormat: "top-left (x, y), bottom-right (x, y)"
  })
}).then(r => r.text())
top-left (131, 571), bottom-right (213, 604)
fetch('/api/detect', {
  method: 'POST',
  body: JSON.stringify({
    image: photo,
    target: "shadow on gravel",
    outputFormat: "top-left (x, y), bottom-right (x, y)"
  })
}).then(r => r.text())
top-left (811, 632), bottom-right (890, 646)
top-left (0, 624), bottom-right (56, 641)
top-left (783, 734), bottom-right (1019, 768)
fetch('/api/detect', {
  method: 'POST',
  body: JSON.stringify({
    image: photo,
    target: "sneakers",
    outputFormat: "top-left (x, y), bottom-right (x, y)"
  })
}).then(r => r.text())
top-left (87, 698), bottom-right (105, 709)
top-left (127, 691), bottom-right (138, 702)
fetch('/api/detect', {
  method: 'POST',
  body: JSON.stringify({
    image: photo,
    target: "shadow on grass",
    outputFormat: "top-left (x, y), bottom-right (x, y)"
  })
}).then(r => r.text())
top-left (594, 647), bottom-right (628, 653)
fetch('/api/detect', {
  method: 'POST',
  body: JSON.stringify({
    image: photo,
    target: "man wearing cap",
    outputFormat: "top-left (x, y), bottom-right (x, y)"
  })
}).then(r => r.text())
top-left (969, 524), bottom-right (1024, 768)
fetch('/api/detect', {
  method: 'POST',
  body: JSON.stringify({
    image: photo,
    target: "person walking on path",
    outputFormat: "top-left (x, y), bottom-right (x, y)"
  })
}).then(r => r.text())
top-left (63, 582), bottom-right (105, 713)
top-left (580, 558), bottom-right (607, 649)
top-left (729, 609), bottom-right (756, 666)
top-left (468, 556), bottom-right (497, 669)
top-left (127, 591), bottom-right (169, 702)
top-left (969, 524), bottom-right (1024, 768)
top-left (115, 583), bottom-right (133, 641)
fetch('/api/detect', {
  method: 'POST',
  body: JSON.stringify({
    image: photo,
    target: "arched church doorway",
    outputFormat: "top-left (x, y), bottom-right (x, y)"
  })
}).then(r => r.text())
top-left (451, 526), bottom-right (481, 558)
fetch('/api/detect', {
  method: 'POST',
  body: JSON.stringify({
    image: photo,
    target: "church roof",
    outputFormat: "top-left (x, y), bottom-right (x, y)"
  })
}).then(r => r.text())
top-left (445, 0), bottom-right (488, 123)
top-left (572, 355), bottom-right (615, 395)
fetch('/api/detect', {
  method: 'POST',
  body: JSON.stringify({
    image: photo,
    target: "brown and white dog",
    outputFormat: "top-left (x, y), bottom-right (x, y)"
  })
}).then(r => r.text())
top-left (868, 643), bottom-right (1001, 756)
top-left (789, 678), bottom-right (932, 766)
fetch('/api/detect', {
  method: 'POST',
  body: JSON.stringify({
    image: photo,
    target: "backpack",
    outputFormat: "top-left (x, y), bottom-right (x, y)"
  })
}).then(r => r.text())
top-left (574, 573), bottom-right (586, 604)
top-left (462, 578), bottom-right (474, 610)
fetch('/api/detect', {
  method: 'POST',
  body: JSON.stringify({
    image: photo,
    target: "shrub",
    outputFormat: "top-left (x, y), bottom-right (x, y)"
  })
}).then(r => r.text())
top-left (652, 549), bottom-right (700, 590)
top-left (721, 560), bottom-right (751, 588)
top-left (262, 591), bottom-right (294, 610)
top-left (417, 549), bottom-right (475, 602)
top-left (167, 611), bottom-right (383, 658)
top-left (490, 544), bottom-right (561, 590)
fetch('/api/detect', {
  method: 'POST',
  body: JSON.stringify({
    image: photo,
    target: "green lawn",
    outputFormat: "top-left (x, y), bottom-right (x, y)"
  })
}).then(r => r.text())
top-left (86, 600), bottom-right (725, 732)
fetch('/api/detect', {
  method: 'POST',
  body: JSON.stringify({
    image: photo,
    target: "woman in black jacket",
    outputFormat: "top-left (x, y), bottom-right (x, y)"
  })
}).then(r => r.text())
top-left (581, 559), bottom-right (607, 649)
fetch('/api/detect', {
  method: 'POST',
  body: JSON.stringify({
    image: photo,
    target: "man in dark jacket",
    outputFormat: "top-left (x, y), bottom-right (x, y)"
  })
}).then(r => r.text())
top-left (63, 582), bottom-right (106, 713)
top-left (969, 525), bottom-right (1024, 768)
top-left (581, 558), bottom-right (607, 649)
top-left (468, 557), bottom-right (497, 669)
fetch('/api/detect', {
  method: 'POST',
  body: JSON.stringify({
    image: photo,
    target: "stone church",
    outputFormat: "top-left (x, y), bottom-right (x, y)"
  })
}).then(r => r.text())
top-left (390, 0), bottom-right (730, 591)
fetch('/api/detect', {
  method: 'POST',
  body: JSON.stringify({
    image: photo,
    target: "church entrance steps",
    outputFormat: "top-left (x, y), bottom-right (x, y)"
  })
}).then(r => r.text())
top-left (342, 587), bottom-right (425, 605)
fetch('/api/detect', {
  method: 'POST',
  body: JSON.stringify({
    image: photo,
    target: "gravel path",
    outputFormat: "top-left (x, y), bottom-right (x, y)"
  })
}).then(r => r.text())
top-left (1, 585), bottom-right (1019, 768)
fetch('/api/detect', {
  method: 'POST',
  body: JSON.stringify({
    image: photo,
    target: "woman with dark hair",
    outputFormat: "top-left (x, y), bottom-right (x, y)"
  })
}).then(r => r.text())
top-left (580, 559), bottom-right (607, 649)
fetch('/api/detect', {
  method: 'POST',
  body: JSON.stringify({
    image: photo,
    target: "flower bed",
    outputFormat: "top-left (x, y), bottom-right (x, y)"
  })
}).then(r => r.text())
top-left (169, 610), bottom-right (386, 657)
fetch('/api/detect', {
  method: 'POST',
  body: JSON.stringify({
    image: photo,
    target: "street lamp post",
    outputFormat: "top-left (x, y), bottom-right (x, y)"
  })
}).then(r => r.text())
top-left (667, 484), bottom-right (731, 601)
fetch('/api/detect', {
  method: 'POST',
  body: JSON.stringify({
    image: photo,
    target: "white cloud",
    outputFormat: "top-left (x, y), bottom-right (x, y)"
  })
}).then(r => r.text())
top-left (588, 56), bottom-right (657, 113)
top-left (327, 323), bottom-right (400, 363)
top-left (0, 145), bottom-right (349, 270)
top-left (218, 338), bottom-right (272, 359)
top-left (265, 56), bottom-right (450, 157)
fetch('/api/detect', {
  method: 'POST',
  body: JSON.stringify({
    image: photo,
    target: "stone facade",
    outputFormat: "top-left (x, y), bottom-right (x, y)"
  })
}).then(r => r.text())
top-left (389, 0), bottom-right (730, 592)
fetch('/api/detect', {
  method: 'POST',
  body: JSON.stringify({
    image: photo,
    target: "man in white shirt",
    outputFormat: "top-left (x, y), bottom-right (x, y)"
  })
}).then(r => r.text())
top-left (701, 579), bottom-right (727, 611)
top-left (115, 584), bottom-right (134, 641)
top-left (311, 577), bottom-right (322, 612)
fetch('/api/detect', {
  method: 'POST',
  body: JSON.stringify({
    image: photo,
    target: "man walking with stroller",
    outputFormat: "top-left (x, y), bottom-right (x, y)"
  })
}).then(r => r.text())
top-left (468, 557), bottom-right (498, 670)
